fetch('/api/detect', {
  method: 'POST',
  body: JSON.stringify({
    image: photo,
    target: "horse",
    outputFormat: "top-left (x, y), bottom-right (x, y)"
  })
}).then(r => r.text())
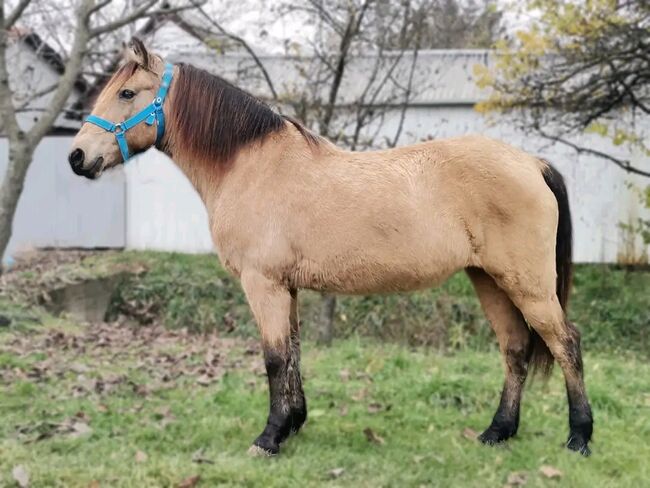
top-left (68, 38), bottom-right (593, 457)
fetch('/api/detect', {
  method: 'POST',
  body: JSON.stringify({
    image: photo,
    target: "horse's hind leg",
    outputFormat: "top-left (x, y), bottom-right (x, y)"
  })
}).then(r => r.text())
top-left (510, 293), bottom-right (593, 455)
top-left (240, 270), bottom-right (307, 456)
top-left (467, 268), bottom-right (531, 444)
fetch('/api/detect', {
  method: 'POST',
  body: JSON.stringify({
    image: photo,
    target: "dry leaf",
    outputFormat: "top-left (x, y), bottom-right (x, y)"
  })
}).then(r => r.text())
top-left (505, 471), bottom-right (528, 487)
top-left (539, 465), bottom-right (562, 479)
top-left (367, 402), bottom-right (383, 414)
top-left (328, 467), bottom-right (345, 479)
top-left (191, 448), bottom-right (214, 464)
top-left (196, 375), bottom-right (213, 386)
top-left (177, 475), bottom-right (201, 488)
top-left (87, 481), bottom-right (100, 488)
top-left (12, 465), bottom-right (29, 488)
top-left (351, 388), bottom-right (368, 402)
top-left (462, 427), bottom-right (478, 440)
top-left (135, 450), bottom-right (148, 463)
top-left (70, 421), bottom-right (93, 438)
top-left (363, 427), bottom-right (385, 445)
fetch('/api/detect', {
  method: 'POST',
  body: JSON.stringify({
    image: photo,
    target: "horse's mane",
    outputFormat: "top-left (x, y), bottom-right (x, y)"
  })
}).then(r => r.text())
top-left (166, 63), bottom-right (319, 164)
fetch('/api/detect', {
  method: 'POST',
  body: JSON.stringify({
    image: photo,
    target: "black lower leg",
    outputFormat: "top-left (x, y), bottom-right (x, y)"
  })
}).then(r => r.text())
top-left (563, 322), bottom-right (593, 456)
top-left (479, 344), bottom-right (529, 445)
top-left (253, 345), bottom-right (294, 454)
top-left (253, 335), bottom-right (306, 454)
top-left (287, 294), bottom-right (307, 433)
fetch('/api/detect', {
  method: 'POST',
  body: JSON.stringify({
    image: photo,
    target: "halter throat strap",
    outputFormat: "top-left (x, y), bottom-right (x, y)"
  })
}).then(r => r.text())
top-left (85, 62), bottom-right (174, 163)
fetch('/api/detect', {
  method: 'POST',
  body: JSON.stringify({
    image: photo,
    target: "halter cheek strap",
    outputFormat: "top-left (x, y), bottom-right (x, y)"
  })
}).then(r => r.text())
top-left (85, 62), bottom-right (174, 163)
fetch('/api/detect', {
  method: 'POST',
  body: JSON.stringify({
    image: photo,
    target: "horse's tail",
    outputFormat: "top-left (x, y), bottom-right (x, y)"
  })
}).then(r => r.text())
top-left (529, 160), bottom-right (573, 378)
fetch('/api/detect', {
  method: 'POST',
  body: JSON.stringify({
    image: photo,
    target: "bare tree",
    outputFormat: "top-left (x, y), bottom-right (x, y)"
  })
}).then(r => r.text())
top-left (0, 0), bottom-right (196, 270)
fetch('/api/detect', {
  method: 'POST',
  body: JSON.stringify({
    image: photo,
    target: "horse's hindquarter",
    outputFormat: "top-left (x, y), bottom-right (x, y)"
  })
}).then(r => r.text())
top-left (210, 134), bottom-right (554, 294)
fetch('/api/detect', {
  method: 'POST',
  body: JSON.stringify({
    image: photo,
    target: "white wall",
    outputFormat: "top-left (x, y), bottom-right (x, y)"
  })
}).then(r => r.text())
top-left (124, 149), bottom-right (213, 253)
top-left (1, 137), bottom-right (126, 263)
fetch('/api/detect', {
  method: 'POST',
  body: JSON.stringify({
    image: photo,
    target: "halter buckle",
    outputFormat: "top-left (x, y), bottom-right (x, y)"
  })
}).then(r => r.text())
top-left (114, 123), bottom-right (124, 134)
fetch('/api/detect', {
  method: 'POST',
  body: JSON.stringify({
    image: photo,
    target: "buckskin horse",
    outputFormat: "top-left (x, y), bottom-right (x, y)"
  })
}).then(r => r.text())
top-left (68, 39), bottom-right (593, 457)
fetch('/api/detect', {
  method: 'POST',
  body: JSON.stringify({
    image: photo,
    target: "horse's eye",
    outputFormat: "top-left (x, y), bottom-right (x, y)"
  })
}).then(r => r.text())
top-left (119, 89), bottom-right (135, 100)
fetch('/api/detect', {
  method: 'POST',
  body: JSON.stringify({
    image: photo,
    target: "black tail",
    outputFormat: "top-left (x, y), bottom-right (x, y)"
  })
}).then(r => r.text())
top-left (529, 161), bottom-right (573, 378)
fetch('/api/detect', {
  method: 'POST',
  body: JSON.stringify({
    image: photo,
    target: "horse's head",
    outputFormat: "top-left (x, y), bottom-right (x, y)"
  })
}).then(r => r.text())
top-left (69, 38), bottom-right (168, 179)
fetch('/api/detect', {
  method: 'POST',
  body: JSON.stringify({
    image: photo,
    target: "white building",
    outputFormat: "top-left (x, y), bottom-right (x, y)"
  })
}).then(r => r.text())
top-left (2, 20), bottom-right (649, 264)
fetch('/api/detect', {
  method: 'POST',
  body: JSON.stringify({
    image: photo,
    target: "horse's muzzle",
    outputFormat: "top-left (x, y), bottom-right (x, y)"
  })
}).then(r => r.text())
top-left (68, 149), bottom-right (103, 180)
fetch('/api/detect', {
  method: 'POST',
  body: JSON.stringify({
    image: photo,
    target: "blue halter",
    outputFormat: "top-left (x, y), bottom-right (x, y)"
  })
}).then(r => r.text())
top-left (85, 62), bottom-right (174, 163)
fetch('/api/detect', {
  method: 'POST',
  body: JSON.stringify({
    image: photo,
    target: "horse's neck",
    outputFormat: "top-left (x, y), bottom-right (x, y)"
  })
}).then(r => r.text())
top-left (167, 122), bottom-right (317, 207)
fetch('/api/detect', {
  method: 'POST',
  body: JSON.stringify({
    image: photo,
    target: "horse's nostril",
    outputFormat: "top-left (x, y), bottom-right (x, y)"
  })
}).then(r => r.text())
top-left (68, 148), bottom-right (85, 167)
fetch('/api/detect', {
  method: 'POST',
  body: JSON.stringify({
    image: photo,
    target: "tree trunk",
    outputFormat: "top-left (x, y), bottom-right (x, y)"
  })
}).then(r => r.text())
top-left (317, 293), bottom-right (337, 346)
top-left (0, 140), bottom-right (32, 273)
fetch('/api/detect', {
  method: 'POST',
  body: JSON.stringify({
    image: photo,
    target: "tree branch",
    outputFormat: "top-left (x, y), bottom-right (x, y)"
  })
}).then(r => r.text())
top-left (0, 4), bottom-right (22, 140)
top-left (90, 0), bottom-right (197, 37)
top-left (26, 0), bottom-right (95, 144)
top-left (538, 130), bottom-right (650, 178)
top-left (190, 1), bottom-right (278, 100)
top-left (5, 0), bottom-right (32, 29)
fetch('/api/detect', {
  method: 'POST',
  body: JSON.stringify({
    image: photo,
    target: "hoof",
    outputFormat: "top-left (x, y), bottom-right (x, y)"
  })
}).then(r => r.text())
top-left (250, 432), bottom-right (280, 456)
top-left (478, 424), bottom-right (516, 446)
top-left (248, 444), bottom-right (277, 457)
top-left (567, 435), bottom-right (591, 457)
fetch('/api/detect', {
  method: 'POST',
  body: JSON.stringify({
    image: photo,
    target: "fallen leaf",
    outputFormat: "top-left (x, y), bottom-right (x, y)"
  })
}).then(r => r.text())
top-left (367, 402), bottom-right (383, 414)
top-left (462, 427), bottom-right (478, 440)
top-left (191, 448), bottom-right (214, 464)
top-left (363, 427), bottom-right (385, 445)
top-left (505, 471), bottom-right (528, 487)
top-left (196, 374), bottom-right (213, 386)
top-left (351, 388), bottom-right (368, 402)
top-left (87, 481), bottom-right (100, 488)
top-left (539, 465), bottom-right (562, 479)
top-left (135, 450), bottom-right (148, 463)
top-left (70, 421), bottom-right (93, 438)
top-left (177, 475), bottom-right (201, 488)
top-left (12, 465), bottom-right (29, 488)
top-left (328, 467), bottom-right (345, 479)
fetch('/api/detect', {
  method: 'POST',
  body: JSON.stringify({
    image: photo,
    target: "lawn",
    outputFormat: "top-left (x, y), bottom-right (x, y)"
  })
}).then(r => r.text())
top-left (1, 319), bottom-right (649, 487)
top-left (1, 251), bottom-right (649, 487)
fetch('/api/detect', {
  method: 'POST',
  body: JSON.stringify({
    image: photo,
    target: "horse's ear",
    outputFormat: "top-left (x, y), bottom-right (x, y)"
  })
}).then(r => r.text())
top-left (124, 37), bottom-right (151, 69)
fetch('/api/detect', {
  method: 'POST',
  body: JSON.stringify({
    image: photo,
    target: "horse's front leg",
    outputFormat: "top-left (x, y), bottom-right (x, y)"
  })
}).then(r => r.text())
top-left (241, 270), bottom-right (306, 456)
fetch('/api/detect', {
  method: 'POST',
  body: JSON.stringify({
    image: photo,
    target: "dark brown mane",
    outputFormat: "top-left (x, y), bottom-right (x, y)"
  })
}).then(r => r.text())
top-left (166, 64), bottom-right (318, 164)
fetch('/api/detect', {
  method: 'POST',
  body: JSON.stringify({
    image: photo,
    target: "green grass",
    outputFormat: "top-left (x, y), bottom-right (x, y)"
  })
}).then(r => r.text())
top-left (1, 251), bottom-right (649, 486)
top-left (1, 321), bottom-right (649, 487)
top-left (4, 251), bottom-right (649, 354)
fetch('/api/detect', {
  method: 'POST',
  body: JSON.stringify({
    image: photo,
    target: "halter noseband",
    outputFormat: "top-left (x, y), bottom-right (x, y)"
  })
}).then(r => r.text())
top-left (85, 62), bottom-right (174, 163)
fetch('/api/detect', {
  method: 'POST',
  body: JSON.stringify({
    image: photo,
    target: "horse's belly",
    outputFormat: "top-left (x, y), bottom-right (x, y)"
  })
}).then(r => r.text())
top-left (292, 245), bottom-right (467, 294)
